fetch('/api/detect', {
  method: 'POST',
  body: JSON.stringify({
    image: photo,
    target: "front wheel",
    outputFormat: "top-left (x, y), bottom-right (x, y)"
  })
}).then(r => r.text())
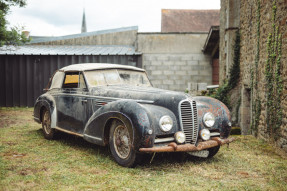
top-left (42, 108), bottom-right (56, 140)
top-left (207, 145), bottom-right (220, 158)
top-left (109, 119), bottom-right (137, 167)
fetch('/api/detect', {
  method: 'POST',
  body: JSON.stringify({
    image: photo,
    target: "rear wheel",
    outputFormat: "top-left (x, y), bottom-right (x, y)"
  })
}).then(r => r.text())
top-left (109, 120), bottom-right (137, 167)
top-left (42, 108), bottom-right (56, 140)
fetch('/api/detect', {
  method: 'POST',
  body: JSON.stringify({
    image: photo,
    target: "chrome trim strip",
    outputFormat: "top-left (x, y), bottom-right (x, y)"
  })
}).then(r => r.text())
top-left (190, 100), bottom-right (196, 143)
top-left (54, 127), bottom-right (83, 137)
top-left (34, 117), bottom-right (40, 121)
top-left (191, 100), bottom-right (199, 143)
top-left (51, 105), bottom-right (57, 128)
top-left (210, 132), bottom-right (220, 137)
top-left (178, 99), bottom-right (186, 132)
top-left (83, 134), bottom-right (103, 141)
top-left (154, 137), bottom-right (175, 143)
top-left (56, 93), bottom-right (154, 104)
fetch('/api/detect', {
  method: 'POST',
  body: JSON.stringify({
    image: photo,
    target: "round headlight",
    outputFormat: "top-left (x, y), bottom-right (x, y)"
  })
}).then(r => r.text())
top-left (200, 129), bottom-right (211, 141)
top-left (175, 131), bottom-right (186, 144)
top-left (203, 112), bottom-right (215, 127)
top-left (159, 115), bottom-right (173, 132)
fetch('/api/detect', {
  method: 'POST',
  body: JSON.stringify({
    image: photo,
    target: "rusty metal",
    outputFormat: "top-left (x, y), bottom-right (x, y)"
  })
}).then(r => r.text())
top-left (54, 126), bottom-right (84, 137)
top-left (139, 137), bottom-right (236, 153)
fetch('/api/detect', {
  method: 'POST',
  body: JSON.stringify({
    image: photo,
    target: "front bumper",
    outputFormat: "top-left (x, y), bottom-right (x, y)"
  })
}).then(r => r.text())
top-left (139, 137), bottom-right (235, 153)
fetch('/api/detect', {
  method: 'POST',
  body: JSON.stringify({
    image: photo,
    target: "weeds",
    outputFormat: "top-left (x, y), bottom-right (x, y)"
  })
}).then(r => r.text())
top-left (0, 108), bottom-right (286, 191)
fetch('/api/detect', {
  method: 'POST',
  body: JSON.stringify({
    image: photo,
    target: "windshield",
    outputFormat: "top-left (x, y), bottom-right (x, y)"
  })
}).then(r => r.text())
top-left (84, 69), bottom-right (152, 87)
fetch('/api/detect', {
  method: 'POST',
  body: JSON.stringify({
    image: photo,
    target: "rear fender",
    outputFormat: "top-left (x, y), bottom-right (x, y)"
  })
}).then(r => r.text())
top-left (34, 94), bottom-right (57, 128)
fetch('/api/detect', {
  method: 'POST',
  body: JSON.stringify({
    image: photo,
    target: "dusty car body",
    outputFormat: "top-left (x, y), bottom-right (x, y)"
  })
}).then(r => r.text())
top-left (34, 63), bottom-right (234, 167)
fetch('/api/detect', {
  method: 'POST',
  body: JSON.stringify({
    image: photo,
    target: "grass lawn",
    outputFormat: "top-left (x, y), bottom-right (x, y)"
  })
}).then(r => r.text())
top-left (0, 107), bottom-right (287, 191)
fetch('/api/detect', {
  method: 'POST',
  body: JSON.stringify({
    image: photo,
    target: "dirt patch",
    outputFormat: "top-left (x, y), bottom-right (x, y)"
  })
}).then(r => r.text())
top-left (237, 171), bottom-right (249, 178)
top-left (2, 151), bottom-right (27, 159)
top-left (0, 109), bottom-right (33, 128)
top-left (18, 167), bottom-right (47, 176)
top-left (0, 119), bottom-right (17, 128)
top-left (2, 141), bottom-right (17, 146)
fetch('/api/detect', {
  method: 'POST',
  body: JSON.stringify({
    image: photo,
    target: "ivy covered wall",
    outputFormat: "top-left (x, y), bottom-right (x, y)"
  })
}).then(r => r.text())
top-left (221, 0), bottom-right (287, 151)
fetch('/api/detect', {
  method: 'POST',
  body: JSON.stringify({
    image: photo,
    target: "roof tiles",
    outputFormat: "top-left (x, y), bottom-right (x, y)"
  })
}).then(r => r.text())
top-left (161, 9), bottom-right (220, 32)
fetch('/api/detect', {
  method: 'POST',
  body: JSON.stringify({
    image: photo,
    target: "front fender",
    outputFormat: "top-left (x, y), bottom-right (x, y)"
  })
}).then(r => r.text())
top-left (140, 104), bottom-right (179, 135)
top-left (193, 96), bottom-right (232, 138)
top-left (83, 100), bottom-right (154, 148)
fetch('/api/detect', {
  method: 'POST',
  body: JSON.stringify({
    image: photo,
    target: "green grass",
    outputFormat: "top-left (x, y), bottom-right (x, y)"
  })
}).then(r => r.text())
top-left (0, 107), bottom-right (287, 191)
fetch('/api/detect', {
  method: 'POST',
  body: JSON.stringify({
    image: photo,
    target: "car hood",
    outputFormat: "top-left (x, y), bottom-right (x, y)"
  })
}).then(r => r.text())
top-left (90, 85), bottom-right (189, 112)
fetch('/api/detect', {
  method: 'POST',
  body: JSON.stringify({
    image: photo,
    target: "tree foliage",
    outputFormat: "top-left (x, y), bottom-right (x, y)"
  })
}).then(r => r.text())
top-left (0, 0), bottom-right (30, 46)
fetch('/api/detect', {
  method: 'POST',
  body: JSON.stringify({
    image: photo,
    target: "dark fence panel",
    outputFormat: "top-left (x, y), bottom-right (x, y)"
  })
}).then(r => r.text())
top-left (0, 54), bottom-right (141, 107)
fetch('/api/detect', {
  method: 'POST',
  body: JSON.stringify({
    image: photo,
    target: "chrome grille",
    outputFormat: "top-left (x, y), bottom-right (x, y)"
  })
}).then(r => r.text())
top-left (179, 100), bottom-right (198, 144)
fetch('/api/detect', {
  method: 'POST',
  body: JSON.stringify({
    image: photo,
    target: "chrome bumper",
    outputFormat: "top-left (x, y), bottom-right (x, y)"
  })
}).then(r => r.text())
top-left (139, 137), bottom-right (235, 153)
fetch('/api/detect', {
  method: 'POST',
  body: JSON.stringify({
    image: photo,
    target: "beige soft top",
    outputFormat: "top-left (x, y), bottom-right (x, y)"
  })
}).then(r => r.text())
top-left (60, 63), bottom-right (144, 72)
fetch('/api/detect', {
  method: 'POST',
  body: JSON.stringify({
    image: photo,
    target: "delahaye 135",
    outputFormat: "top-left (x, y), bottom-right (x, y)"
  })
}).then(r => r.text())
top-left (34, 63), bottom-right (234, 167)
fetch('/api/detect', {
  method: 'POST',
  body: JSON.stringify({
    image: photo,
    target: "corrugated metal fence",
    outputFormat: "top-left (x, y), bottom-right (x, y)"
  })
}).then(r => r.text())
top-left (0, 55), bottom-right (141, 107)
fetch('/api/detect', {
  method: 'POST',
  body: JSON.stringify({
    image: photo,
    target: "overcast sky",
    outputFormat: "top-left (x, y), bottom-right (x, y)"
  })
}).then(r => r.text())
top-left (7, 0), bottom-right (220, 37)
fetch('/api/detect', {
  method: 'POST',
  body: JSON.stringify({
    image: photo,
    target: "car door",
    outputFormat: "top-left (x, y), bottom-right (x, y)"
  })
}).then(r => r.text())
top-left (56, 71), bottom-right (89, 134)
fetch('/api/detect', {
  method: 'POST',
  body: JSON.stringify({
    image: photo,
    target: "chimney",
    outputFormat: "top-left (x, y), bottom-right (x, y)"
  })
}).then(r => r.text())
top-left (22, 31), bottom-right (30, 38)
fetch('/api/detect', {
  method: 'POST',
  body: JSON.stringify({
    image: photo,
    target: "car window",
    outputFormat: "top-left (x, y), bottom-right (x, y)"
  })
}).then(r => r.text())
top-left (62, 72), bottom-right (87, 89)
top-left (84, 70), bottom-right (121, 86)
top-left (84, 69), bottom-right (152, 87)
top-left (79, 73), bottom-right (87, 89)
top-left (104, 70), bottom-right (121, 85)
top-left (118, 70), bottom-right (150, 86)
top-left (50, 71), bottom-right (64, 89)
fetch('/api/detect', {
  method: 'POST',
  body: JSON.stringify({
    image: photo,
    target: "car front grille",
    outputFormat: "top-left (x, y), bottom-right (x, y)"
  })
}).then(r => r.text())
top-left (179, 100), bottom-right (198, 144)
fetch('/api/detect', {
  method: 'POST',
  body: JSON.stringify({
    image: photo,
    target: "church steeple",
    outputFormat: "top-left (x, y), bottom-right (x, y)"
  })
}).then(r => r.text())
top-left (81, 9), bottom-right (87, 33)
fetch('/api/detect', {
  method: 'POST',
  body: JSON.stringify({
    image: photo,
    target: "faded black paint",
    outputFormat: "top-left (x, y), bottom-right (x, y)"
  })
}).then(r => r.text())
top-left (34, 64), bottom-right (233, 154)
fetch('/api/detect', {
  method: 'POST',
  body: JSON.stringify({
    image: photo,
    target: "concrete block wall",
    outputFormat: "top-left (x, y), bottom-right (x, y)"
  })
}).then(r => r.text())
top-left (138, 33), bottom-right (212, 92)
top-left (143, 53), bottom-right (211, 91)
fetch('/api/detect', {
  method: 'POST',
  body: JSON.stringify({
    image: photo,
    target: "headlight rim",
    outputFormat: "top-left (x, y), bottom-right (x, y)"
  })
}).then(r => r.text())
top-left (159, 115), bottom-right (173, 132)
top-left (174, 131), bottom-right (186, 144)
top-left (203, 112), bottom-right (215, 128)
top-left (200, 128), bottom-right (211, 141)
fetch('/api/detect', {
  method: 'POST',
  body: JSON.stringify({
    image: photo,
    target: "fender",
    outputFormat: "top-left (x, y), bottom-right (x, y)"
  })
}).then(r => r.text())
top-left (140, 104), bottom-right (179, 135)
top-left (83, 100), bottom-right (179, 149)
top-left (83, 100), bottom-right (153, 149)
top-left (193, 96), bottom-right (232, 138)
top-left (33, 93), bottom-right (57, 128)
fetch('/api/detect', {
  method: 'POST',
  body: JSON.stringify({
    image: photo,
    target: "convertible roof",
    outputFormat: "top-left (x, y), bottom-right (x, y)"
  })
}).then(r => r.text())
top-left (59, 63), bottom-right (145, 72)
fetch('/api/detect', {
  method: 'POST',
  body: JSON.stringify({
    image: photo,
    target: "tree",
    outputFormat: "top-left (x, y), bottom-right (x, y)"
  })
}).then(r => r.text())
top-left (0, 0), bottom-right (30, 46)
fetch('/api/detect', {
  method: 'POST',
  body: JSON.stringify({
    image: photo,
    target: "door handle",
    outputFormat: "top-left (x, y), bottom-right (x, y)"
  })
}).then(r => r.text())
top-left (81, 100), bottom-right (88, 103)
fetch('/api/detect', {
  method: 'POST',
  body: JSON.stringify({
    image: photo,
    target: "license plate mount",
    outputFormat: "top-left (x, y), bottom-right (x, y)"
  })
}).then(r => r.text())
top-left (188, 150), bottom-right (209, 158)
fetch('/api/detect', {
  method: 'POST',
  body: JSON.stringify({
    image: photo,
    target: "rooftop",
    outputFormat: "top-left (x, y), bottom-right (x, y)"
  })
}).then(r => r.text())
top-left (202, 26), bottom-right (220, 54)
top-left (0, 45), bottom-right (141, 56)
top-left (161, 9), bottom-right (220, 33)
top-left (29, 26), bottom-right (138, 44)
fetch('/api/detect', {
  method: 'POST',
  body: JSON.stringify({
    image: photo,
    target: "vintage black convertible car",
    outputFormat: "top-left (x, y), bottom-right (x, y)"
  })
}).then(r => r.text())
top-left (34, 63), bottom-right (234, 167)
